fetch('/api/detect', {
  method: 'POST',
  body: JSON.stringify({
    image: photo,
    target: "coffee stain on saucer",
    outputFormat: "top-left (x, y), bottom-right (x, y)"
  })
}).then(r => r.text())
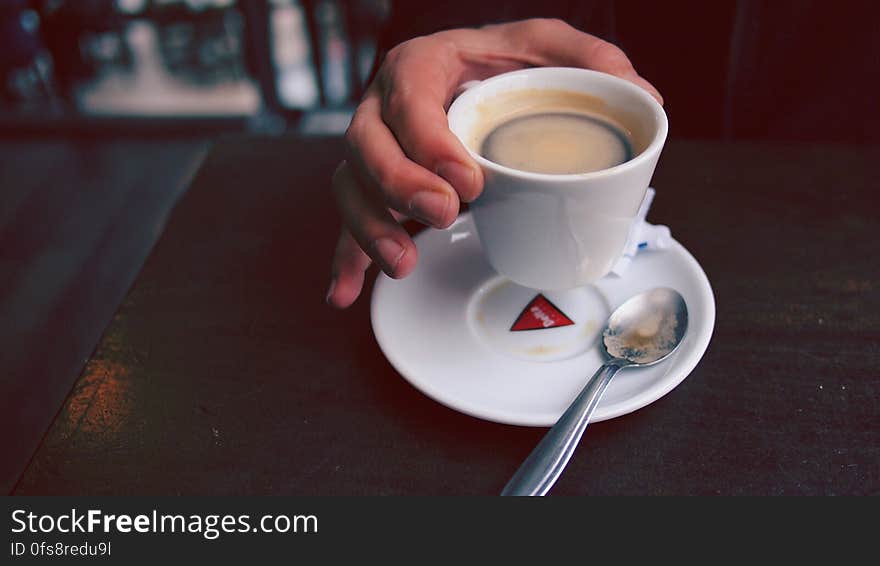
top-left (521, 344), bottom-right (566, 357)
top-left (580, 319), bottom-right (598, 337)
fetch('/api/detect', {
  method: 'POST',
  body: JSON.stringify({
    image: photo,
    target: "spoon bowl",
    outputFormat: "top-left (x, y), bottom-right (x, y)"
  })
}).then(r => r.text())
top-left (501, 287), bottom-right (688, 496)
top-left (604, 287), bottom-right (688, 365)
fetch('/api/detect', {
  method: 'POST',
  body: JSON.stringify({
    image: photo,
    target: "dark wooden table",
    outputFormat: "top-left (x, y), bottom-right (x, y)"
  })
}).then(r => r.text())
top-left (0, 138), bottom-right (207, 494)
top-left (12, 135), bottom-right (879, 495)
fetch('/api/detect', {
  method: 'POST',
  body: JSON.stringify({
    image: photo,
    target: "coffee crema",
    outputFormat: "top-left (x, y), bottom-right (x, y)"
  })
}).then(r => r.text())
top-left (469, 89), bottom-right (639, 175)
top-left (480, 112), bottom-right (632, 174)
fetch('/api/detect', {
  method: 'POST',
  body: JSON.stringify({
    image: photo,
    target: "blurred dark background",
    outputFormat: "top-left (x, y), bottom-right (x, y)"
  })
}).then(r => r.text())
top-left (1, 0), bottom-right (877, 141)
top-left (0, 0), bottom-right (390, 135)
top-left (0, 0), bottom-right (878, 493)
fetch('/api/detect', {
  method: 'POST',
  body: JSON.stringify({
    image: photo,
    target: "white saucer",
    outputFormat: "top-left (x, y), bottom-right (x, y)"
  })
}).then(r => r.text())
top-left (371, 212), bottom-right (715, 427)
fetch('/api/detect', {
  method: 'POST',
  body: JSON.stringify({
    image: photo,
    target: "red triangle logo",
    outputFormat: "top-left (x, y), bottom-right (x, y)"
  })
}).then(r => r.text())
top-left (510, 294), bottom-right (575, 332)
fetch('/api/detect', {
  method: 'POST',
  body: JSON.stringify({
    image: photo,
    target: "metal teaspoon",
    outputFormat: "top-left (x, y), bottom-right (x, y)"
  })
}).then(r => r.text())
top-left (501, 287), bottom-right (689, 496)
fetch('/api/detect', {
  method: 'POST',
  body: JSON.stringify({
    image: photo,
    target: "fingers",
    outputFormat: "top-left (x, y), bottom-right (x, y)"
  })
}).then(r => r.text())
top-left (328, 20), bottom-right (663, 309)
top-left (580, 39), bottom-right (663, 105)
top-left (543, 19), bottom-right (663, 104)
top-left (326, 228), bottom-right (371, 309)
top-left (345, 90), bottom-right (459, 228)
top-left (378, 38), bottom-right (484, 202)
top-left (331, 161), bottom-right (418, 280)
top-left (625, 74), bottom-right (663, 105)
top-left (492, 18), bottom-right (664, 105)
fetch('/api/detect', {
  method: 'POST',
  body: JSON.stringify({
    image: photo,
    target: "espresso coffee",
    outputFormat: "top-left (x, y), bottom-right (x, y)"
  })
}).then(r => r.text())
top-left (480, 112), bottom-right (632, 174)
top-left (470, 89), bottom-right (638, 175)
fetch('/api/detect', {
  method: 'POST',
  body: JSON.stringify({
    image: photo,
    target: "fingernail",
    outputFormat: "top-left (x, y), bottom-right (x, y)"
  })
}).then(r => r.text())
top-left (651, 88), bottom-right (664, 105)
top-left (325, 278), bottom-right (337, 304)
top-left (410, 190), bottom-right (451, 227)
top-left (373, 238), bottom-right (405, 275)
top-left (630, 73), bottom-right (663, 104)
top-left (437, 161), bottom-right (477, 200)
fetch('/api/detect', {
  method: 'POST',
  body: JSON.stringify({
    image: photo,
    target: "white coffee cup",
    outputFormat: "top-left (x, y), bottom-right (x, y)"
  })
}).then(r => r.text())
top-left (447, 67), bottom-right (668, 290)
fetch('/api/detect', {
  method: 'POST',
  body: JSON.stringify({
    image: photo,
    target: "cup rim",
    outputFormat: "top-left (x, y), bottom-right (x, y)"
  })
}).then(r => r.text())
top-left (448, 67), bottom-right (668, 182)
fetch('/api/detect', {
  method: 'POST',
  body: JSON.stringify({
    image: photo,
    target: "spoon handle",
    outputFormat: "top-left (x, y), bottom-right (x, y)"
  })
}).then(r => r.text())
top-left (501, 361), bottom-right (623, 496)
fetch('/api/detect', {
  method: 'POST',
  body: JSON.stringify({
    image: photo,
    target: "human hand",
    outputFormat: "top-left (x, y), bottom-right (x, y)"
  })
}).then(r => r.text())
top-left (327, 18), bottom-right (662, 308)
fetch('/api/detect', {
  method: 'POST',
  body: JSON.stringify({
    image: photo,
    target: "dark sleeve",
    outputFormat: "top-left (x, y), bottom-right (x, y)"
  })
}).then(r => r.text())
top-left (722, 0), bottom-right (880, 143)
top-left (378, 0), bottom-right (616, 51)
top-left (616, 0), bottom-right (878, 143)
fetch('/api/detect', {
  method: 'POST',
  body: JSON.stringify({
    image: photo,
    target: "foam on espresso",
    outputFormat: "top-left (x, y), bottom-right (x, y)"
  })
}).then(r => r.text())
top-left (470, 89), bottom-right (636, 175)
